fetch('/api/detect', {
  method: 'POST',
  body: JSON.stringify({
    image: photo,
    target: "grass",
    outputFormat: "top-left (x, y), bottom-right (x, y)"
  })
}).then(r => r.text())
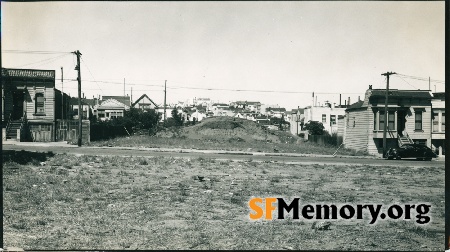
top-left (2, 151), bottom-right (444, 250)
top-left (87, 117), bottom-right (367, 156)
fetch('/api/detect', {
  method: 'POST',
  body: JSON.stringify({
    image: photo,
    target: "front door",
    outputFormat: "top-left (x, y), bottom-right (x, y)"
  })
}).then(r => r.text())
top-left (397, 110), bottom-right (405, 136)
top-left (12, 91), bottom-right (25, 120)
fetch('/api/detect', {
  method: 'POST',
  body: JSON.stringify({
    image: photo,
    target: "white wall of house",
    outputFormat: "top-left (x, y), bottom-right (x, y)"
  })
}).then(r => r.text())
top-left (303, 106), bottom-right (346, 134)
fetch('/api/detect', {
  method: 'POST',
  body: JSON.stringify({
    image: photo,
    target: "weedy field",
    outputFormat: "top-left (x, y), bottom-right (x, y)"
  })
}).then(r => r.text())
top-left (3, 150), bottom-right (444, 250)
top-left (90, 117), bottom-right (366, 156)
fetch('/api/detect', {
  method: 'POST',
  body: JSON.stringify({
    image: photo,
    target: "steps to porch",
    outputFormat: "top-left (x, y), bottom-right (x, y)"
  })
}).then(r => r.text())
top-left (5, 120), bottom-right (22, 140)
top-left (398, 133), bottom-right (414, 146)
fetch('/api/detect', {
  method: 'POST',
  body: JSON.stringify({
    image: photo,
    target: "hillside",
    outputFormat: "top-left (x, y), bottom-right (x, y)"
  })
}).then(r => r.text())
top-left (156, 116), bottom-right (299, 144)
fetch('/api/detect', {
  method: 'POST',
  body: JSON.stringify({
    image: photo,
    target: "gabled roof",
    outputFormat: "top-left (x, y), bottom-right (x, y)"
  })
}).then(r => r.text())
top-left (96, 98), bottom-right (130, 110)
top-left (102, 96), bottom-right (131, 107)
top-left (132, 94), bottom-right (158, 108)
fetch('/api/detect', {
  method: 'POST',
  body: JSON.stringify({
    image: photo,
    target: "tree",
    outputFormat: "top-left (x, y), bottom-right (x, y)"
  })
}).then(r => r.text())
top-left (169, 108), bottom-right (184, 127)
top-left (303, 121), bottom-right (325, 135)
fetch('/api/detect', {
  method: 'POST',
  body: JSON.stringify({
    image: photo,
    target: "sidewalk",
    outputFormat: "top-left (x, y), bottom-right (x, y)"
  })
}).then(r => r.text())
top-left (3, 139), bottom-right (383, 159)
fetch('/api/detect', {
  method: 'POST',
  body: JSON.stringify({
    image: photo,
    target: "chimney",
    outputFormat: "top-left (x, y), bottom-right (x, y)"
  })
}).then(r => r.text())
top-left (358, 96), bottom-right (360, 102)
top-left (348, 97), bottom-right (351, 106)
top-left (345, 100), bottom-right (347, 106)
top-left (339, 94), bottom-right (341, 107)
top-left (369, 85), bottom-right (372, 90)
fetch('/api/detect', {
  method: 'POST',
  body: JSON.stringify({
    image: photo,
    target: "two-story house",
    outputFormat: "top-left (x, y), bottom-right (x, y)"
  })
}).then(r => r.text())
top-left (303, 102), bottom-right (346, 134)
top-left (2, 68), bottom-right (70, 142)
top-left (344, 86), bottom-right (433, 157)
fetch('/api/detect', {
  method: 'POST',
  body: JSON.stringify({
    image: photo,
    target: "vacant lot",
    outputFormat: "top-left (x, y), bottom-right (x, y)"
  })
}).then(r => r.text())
top-left (3, 151), bottom-right (444, 250)
top-left (90, 117), bottom-right (365, 156)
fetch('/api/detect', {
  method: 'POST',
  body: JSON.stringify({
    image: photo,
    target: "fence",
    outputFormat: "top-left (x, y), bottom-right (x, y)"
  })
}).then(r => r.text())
top-left (308, 133), bottom-right (343, 147)
top-left (55, 119), bottom-right (90, 144)
top-left (90, 123), bottom-right (131, 141)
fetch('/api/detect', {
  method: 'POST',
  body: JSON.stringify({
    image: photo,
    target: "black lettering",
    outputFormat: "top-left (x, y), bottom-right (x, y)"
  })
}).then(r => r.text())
top-left (339, 204), bottom-right (355, 219)
top-left (316, 204), bottom-right (338, 219)
top-left (277, 198), bottom-right (299, 219)
top-left (302, 204), bottom-right (315, 219)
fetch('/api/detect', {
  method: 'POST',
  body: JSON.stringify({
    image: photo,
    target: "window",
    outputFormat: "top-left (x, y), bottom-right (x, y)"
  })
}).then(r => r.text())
top-left (433, 112), bottom-right (439, 132)
top-left (442, 113), bottom-right (445, 132)
top-left (388, 111), bottom-right (395, 130)
top-left (415, 111), bottom-right (422, 130)
top-left (373, 111), bottom-right (377, 130)
top-left (330, 115), bottom-right (336, 125)
top-left (35, 93), bottom-right (45, 114)
top-left (379, 111), bottom-right (385, 130)
top-left (322, 114), bottom-right (326, 123)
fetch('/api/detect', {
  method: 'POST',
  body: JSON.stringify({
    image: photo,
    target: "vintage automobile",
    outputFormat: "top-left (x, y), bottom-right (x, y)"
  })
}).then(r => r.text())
top-left (386, 144), bottom-right (437, 161)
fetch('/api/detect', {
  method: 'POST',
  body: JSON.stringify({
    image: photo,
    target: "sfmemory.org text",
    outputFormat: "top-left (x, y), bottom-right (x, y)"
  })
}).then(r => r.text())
top-left (248, 198), bottom-right (431, 224)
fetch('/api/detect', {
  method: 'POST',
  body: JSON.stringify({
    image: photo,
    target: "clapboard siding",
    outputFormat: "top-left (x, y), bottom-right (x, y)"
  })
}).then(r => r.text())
top-left (405, 106), bottom-right (432, 146)
top-left (26, 82), bottom-right (55, 120)
top-left (344, 108), bottom-right (370, 152)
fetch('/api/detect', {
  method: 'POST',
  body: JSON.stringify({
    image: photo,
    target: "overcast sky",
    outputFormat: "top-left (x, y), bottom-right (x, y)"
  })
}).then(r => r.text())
top-left (2, 1), bottom-right (445, 109)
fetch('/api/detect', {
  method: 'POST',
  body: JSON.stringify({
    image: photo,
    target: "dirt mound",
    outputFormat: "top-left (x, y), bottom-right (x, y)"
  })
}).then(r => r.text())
top-left (179, 116), bottom-right (296, 144)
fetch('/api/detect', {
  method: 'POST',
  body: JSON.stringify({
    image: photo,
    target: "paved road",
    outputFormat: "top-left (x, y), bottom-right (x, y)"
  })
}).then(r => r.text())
top-left (3, 143), bottom-right (444, 167)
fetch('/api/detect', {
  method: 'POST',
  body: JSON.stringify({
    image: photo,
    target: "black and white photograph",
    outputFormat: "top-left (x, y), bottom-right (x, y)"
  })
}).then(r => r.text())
top-left (2, 1), bottom-right (445, 250)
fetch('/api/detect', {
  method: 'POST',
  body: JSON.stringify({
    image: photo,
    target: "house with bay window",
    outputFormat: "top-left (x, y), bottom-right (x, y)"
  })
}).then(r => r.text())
top-left (344, 86), bottom-right (433, 157)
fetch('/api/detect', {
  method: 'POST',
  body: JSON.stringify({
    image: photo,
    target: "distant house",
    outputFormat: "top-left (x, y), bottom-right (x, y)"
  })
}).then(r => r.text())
top-left (95, 97), bottom-right (130, 121)
top-left (266, 107), bottom-right (286, 118)
top-left (68, 97), bottom-right (94, 120)
top-left (2, 68), bottom-right (70, 142)
top-left (256, 115), bottom-right (270, 125)
top-left (303, 102), bottom-right (346, 134)
top-left (431, 92), bottom-right (445, 156)
top-left (344, 87), bottom-right (433, 157)
top-left (132, 94), bottom-right (158, 111)
top-left (288, 108), bottom-right (304, 136)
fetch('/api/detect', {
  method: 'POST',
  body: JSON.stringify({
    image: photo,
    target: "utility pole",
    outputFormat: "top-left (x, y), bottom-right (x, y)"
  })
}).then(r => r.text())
top-left (73, 50), bottom-right (82, 147)
top-left (429, 77), bottom-right (430, 91)
top-left (381, 71), bottom-right (396, 158)
top-left (163, 80), bottom-right (167, 125)
top-left (124, 78), bottom-right (125, 97)
top-left (61, 67), bottom-right (63, 120)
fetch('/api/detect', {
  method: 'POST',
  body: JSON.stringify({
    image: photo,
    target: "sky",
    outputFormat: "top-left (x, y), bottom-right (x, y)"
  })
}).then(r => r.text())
top-left (2, 1), bottom-right (445, 110)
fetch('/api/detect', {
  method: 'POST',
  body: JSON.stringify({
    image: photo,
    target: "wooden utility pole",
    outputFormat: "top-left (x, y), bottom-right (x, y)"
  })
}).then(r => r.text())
top-left (61, 67), bottom-right (63, 119)
top-left (381, 71), bottom-right (396, 157)
top-left (163, 80), bottom-right (167, 125)
top-left (73, 50), bottom-right (82, 147)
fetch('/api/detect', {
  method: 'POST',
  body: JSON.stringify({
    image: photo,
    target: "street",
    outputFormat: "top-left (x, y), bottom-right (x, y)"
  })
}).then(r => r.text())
top-left (3, 143), bottom-right (444, 168)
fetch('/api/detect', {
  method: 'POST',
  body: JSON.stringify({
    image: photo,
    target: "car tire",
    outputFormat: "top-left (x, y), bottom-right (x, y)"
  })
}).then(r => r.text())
top-left (395, 154), bottom-right (401, 160)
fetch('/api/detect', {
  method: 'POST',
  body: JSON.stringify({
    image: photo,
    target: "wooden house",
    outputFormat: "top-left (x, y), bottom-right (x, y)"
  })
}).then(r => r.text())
top-left (132, 94), bottom-right (158, 111)
top-left (344, 87), bottom-right (433, 156)
top-left (2, 68), bottom-right (70, 142)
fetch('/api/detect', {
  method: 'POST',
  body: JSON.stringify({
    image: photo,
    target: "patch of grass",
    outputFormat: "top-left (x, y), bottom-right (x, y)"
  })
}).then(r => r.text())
top-left (2, 153), bottom-right (443, 250)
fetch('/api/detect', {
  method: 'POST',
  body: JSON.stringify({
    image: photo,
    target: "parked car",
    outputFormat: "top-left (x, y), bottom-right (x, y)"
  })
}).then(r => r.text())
top-left (386, 144), bottom-right (437, 161)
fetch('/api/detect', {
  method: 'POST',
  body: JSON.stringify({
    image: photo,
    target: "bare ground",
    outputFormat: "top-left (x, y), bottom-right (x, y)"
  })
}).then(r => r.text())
top-left (3, 151), bottom-right (444, 250)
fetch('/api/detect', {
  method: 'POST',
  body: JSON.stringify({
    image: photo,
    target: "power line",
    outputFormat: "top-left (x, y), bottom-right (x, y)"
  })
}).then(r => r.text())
top-left (395, 75), bottom-right (418, 89)
top-left (395, 73), bottom-right (445, 84)
top-left (14, 54), bottom-right (70, 68)
top-left (81, 56), bottom-right (104, 96)
top-left (2, 50), bottom-right (72, 55)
